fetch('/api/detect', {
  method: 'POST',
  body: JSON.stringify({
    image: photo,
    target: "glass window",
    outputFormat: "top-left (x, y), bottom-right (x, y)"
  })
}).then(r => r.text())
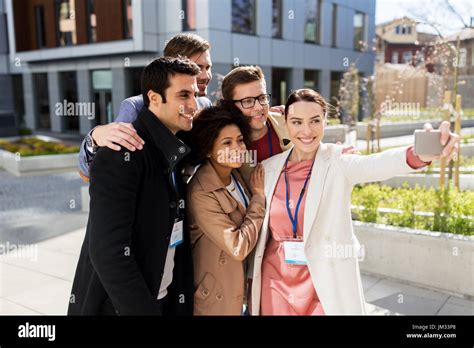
top-left (91, 70), bottom-right (113, 126)
top-left (34, 5), bottom-right (46, 49)
top-left (232, 0), bottom-right (256, 35)
top-left (272, 0), bottom-right (282, 38)
top-left (127, 67), bottom-right (144, 97)
top-left (458, 48), bottom-right (466, 68)
top-left (304, 0), bottom-right (321, 43)
top-left (34, 73), bottom-right (50, 129)
top-left (272, 68), bottom-right (290, 105)
top-left (61, 71), bottom-right (79, 131)
top-left (56, 0), bottom-right (77, 46)
top-left (304, 70), bottom-right (320, 92)
top-left (13, 75), bottom-right (25, 128)
top-left (353, 12), bottom-right (365, 50)
top-left (87, 0), bottom-right (97, 43)
top-left (392, 51), bottom-right (399, 64)
top-left (182, 0), bottom-right (196, 31)
top-left (123, 0), bottom-right (133, 38)
top-left (402, 51), bottom-right (413, 64)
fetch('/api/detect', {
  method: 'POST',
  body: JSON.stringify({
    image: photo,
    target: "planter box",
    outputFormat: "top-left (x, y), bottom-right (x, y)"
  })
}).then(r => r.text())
top-left (356, 119), bottom-right (474, 140)
top-left (380, 173), bottom-right (474, 190)
top-left (353, 221), bottom-right (474, 298)
top-left (0, 149), bottom-right (79, 176)
top-left (322, 125), bottom-right (348, 144)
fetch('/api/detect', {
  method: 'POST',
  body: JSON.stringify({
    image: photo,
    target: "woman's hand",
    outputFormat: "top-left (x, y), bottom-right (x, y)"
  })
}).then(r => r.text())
top-left (250, 163), bottom-right (265, 196)
top-left (417, 121), bottom-right (460, 163)
top-left (337, 142), bottom-right (361, 155)
top-left (269, 105), bottom-right (285, 115)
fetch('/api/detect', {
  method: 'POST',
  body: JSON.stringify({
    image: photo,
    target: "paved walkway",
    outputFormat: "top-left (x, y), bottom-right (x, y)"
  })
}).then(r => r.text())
top-left (0, 227), bottom-right (472, 316)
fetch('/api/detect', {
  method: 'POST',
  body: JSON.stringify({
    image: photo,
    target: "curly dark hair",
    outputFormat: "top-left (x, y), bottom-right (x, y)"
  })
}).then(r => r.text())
top-left (190, 103), bottom-right (252, 164)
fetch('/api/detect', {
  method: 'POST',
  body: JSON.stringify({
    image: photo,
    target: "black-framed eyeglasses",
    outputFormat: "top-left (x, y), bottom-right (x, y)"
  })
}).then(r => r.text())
top-left (232, 94), bottom-right (272, 109)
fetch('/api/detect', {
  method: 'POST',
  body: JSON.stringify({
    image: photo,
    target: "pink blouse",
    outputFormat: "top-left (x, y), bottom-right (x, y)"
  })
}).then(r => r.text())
top-left (260, 159), bottom-right (325, 315)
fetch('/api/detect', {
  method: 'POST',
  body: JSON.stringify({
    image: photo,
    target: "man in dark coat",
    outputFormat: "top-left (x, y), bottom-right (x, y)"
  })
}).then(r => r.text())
top-left (68, 57), bottom-right (200, 315)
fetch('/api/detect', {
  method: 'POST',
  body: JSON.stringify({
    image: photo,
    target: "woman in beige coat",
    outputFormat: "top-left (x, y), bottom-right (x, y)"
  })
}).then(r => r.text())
top-left (187, 105), bottom-right (265, 315)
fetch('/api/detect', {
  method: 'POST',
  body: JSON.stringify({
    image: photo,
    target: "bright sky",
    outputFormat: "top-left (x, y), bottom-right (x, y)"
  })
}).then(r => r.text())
top-left (376, 0), bottom-right (473, 36)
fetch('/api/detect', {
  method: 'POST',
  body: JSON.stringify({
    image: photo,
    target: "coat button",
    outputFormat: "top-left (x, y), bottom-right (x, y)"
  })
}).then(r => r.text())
top-left (216, 293), bottom-right (223, 301)
top-left (170, 155), bottom-right (178, 161)
top-left (178, 146), bottom-right (186, 154)
top-left (170, 201), bottom-right (176, 209)
top-left (202, 289), bottom-right (210, 297)
top-left (219, 258), bottom-right (227, 265)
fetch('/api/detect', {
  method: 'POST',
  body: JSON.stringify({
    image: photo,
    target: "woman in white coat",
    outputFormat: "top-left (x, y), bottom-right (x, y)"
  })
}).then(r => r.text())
top-left (248, 88), bottom-right (459, 315)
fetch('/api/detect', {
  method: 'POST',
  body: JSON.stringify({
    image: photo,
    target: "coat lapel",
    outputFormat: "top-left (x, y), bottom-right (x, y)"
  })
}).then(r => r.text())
top-left (303, 143), bottom-right (331, 241)
top-left (267, 112), bottom-right (292, 151)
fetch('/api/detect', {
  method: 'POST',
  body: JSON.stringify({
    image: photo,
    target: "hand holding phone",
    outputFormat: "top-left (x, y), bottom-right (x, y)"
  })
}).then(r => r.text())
top-left (414, 130), bottom-right (444, 156)
top-left (413, 122), bottom-right (459, 163)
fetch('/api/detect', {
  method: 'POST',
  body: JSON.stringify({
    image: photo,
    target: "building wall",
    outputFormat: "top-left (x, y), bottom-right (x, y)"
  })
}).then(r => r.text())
top-left (376, 18), bottom-right (417, 44)
top-left (2, 0), bottom-right (376, 135)
top-left (13, 0), bottom-right (128, 51)
top-left (0, 0), bottom-right (17, 136)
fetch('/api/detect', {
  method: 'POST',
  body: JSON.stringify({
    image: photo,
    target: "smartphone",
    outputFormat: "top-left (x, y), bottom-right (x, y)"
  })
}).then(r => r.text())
top-left (414, 130), bottom-right (444, 156)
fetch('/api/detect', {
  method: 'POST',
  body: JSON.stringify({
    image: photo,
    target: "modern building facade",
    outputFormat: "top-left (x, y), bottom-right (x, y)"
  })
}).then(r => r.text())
top-left (0, 0), bottom-right (375, 136)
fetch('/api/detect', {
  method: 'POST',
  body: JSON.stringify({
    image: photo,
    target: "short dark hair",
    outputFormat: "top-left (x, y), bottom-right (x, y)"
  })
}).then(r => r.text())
top-left (141, 56), bottom-right (200, 107)
top-left (190, 103), bottom-right (252, 163)
top-left (221, 65), bottom-right (265, 100)
top-left (285, 88), bottom-right (327, 120)
top-left (164, 33), bottom-right (211, 58)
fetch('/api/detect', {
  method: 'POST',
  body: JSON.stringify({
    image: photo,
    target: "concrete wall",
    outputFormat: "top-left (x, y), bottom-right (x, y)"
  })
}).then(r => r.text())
top-left (357, 119), bottom-right (474, 139)
top-left (354, 221), bottom-right (474, 298)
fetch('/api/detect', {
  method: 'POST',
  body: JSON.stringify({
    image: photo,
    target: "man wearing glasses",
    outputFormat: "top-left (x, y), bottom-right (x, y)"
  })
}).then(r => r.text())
top-left (220, 65), bottom-right (358, 184)
top-left (220, 65), bottom-right (292, 181)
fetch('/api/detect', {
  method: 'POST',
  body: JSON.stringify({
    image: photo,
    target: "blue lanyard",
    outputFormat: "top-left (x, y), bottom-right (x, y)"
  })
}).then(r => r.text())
top-left (231, 173), bottom-right (249, 208)
top-left (267, 123), bottom-right (273, 157)
top-left (171, 170), bottom-right (177, 191)
top-left (284, 149), bottom-right (313, 239)
top-left (171, 169), bottom-right (182, 217)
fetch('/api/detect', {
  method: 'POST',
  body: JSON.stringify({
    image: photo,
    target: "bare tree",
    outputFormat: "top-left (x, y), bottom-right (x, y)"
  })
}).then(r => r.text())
top-left (405, 0), bottom-right (471, 38)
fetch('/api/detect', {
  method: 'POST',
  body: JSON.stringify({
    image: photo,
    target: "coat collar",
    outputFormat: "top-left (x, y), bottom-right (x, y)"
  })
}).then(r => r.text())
top-left (136, 107), bottom-right (191, 168)
top-left (193, 160), bottom-right (248, 214)
top-left (267, 112), bottom-right (292, 149)
top-left (194, 160), bottom-right (247, 193)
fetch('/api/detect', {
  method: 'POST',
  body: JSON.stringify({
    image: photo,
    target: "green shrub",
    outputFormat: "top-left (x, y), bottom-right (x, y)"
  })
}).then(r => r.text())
top-left (352, 184), bottom-right (383, 223)
top-left (352, 184), bottom-right (474, 235)
top-left (18, 128), bottom-right (32, 136)
top-left (0, 137), bottom-right (79, 156)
